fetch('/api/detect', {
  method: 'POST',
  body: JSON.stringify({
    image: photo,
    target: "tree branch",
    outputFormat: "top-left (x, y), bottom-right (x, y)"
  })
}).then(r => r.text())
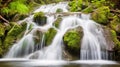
top-left (0, 15), bottom-right (9, 23)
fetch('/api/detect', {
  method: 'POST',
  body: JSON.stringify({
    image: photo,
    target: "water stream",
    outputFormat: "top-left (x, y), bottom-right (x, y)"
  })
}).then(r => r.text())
top-left (1, 2), bottom-right (118, 67)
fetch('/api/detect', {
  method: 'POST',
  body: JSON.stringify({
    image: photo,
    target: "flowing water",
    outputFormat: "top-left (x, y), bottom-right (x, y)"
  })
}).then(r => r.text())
top-left (0, 2), bottom-right (119, 67)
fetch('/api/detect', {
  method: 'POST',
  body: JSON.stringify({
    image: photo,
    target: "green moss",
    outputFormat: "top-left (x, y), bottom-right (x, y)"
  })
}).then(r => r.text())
top-left (68, 0), bottom-right (83, 12)
top-left (82, 6), bottom-right (93, 14)
top-left (0, 22), bottom-right (27, 57)
top-left (33, 12), bottom-right (47, 26)
top-left (0, 23), bottom-right (5, 37)
top-left (91, 6), bottom-right (110, 25)
top-left (7, 22), bottom-right (26, 37)
top-left (45, 28), bottom-right (57, 46)
top-left (3, 22), bottom-right (27, 55)
top-left (110, 30), bottom-right (120, 47)
top-left (110, 16), bottom-right (120, 33)
top-left (64, 31), bottom-right (80, 50)
top-left (53, 17), bottom-right (62, 28)
top-left (63, 26), bottom-right (83, 52)
top-left (34, 12), bottom-right (45, 18)
top-left (91, 0), bottom-right (105, 8)
top-left (56, 8), bottom-right (63, 13)
top-left (0, 47), bottom-right (3, 57)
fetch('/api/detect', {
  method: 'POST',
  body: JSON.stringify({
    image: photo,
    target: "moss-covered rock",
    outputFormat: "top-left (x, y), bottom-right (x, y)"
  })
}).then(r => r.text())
top-left (45, 28), bottom-right (57, 46)
top-left (63, 26), bottom-right (83, 60)
top-left (110, 30), bottom-right (120, 60)
top-left (0, 22), bottom-right (27, 57)
top-left (53, 17), bottom-right (62, 28)
top-left (33, 12), bottom-right (47, 26)
top-left (110, 16), bottom-right (120, 33)
top-left (56, 8), bottom-right (63, 13)
top-left (110, 30), bottom-right (120, 47)
top-left (91, 6), bottom-right (110, 25)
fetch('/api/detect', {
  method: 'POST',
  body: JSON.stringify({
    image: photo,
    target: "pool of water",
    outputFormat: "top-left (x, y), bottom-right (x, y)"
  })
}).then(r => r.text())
top-left (0, 59), bottom-right (119, 67)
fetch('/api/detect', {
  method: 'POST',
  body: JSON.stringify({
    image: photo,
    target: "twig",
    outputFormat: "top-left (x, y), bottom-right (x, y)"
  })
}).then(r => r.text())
top-left (0, 15), bottom-right (9, 23)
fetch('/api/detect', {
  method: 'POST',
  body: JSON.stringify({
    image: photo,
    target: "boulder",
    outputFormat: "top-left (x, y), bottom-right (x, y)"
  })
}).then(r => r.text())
top-left (45, 28), bottom-right (57, 46)
top-left (53, 17), bottom-right (62, 28)
top-left (33, 29), bottom-right (44, 50)
top-left (56, 8), bottom-right (63, 13)
top-left (63, 26), bottom-right (83, 60)
top-left (33, 12), bottom-right (47, 26)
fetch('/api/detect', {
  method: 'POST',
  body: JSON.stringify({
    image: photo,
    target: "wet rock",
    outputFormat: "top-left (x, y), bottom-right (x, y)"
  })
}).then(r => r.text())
top-left (53, 17), bottom-right (62, 28)
top-left (91, 6), bottom-right (110, 25)
top-left (63, 26), bottom-right (83, 60)
top-left (102, 26), bottom-right (115, 51)
top-left (45, 28), bottom-right (57, 46)
top-left (33, 29), bottom-right (44, 50)
top-left (33, 12), bottom-right (47, 26)
top-left (56, 8), bottom-right (63, 13)
top-left (109, 29), bottom-right (120, 60)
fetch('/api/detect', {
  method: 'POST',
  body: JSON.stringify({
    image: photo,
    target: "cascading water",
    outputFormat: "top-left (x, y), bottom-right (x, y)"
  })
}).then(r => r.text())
top-left (5, 2), bottom-right (109, 60)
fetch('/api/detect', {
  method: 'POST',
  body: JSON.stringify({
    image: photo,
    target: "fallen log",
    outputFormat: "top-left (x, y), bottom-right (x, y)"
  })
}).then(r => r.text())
top-left (46, 12), bottom-right (82, 16)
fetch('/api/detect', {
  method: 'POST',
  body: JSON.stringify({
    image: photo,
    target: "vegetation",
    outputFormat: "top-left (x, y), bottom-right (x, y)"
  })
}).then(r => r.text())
top-left (33, 12), bottom-right (47, 26)
top-left (53, 17), bottom-right (62, 28)
top-left (0, 0), bottom-right (120, 60)
top-left (0, 22), bottom-right (27, 57)
top-left (45, 28), bottom-right (57, 46)
top-left (0, 0), bottom-right (64, 22)
top-left (63, 26), bottom-right (83, 56)
top-left (91, 6), bottom-right (110, 25)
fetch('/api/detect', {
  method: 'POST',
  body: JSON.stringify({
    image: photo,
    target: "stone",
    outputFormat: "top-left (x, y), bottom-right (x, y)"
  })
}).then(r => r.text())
top-left (63, 26), bottom-right (83, 60)
top-left (53, 17), bottom-right (62, 28)
top-left (56, 8), bottom-right (63, 13)
top-left (45, 28), bottom-right (57, 46)
top-left (33, 12), bottom-right (47, 26)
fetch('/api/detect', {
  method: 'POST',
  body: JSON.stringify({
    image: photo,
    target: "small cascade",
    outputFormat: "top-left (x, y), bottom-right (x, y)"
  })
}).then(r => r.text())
top-left (5, 2), bottom-right (69, 59)
top-left (5, 2), bottom-right (110, 60)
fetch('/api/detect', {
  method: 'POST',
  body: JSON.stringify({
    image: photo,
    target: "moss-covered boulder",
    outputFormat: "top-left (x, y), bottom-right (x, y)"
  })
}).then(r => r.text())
top-left (0, 22), bottom-right (27, 57)
top-left (33, 12), bottom-right (47, 26)
top-left (56, 8), bottom-right (63, 13)
top-left (63, 26), bottom-right (83, 60)
top-left (110, 30), bottom-right (120, 60)
top-left (110, 16), bottom-right (120, 33)
top-left (91, 6), bottom-right (110, 25)
top-left (53, 17), bottom-right (62, 28)
top-left (45, 28), bottom-right (57, 46)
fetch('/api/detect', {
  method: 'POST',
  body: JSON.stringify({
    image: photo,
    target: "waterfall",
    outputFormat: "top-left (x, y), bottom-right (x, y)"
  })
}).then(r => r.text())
top-left (5, 2), bottom-right (109, 60)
